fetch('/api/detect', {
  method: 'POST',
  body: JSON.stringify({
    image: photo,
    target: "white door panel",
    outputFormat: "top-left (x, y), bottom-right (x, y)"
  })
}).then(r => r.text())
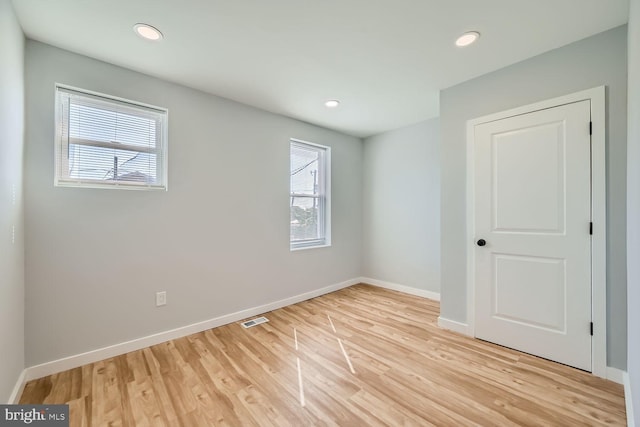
top-left (492, 121), bottom-right (565, 233)
top-left (474, 100), bottom-right (591, 371)
top-left (492, 254), bottom-right (566, 332)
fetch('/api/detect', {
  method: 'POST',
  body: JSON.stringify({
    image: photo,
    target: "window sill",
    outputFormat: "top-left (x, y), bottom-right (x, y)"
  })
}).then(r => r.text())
top-left (290, 243), bottom-right (332, 252)
top-left (55, 180), bottom-right (167, 191)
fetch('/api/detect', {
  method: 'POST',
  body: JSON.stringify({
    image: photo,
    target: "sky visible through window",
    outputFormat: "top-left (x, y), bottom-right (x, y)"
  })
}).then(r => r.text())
top-left (291, 143), bottom-right (322, 243)
top-left (68, 103), bottom-right (158, 183)
top-left (290, 145), bottom-right (319, 195)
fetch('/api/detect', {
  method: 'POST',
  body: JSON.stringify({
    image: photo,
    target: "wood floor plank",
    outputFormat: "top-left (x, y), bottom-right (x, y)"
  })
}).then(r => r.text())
top-left (67, 397), bottom-right (89, 427)
top-left (19, 284), bottom-right (626, 426)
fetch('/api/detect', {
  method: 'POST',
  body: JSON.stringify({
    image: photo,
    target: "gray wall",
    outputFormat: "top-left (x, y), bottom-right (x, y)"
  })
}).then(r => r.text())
top-left (362, 119), bottom-right (440, 292)
top-left (627, 0), bottom-right (640, 422)
top-left (439, 26), bottom-right (628, 369)
top-left (0, 0), bottom-right (25, 402)
top-left (24, 41), bottom-right (363, 366)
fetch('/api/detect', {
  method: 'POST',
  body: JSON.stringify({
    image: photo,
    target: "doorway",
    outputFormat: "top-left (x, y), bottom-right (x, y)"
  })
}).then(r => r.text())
top-left (466, 87), bottom-right (606, 376)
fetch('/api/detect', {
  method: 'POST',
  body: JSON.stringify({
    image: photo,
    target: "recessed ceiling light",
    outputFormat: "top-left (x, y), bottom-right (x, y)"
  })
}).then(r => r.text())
top-left (455, 31), bottom-right (480, 47)
top-left (325, 100), bottom-right (340, 108)
top-left (133, 23), bottom-right (163, 41)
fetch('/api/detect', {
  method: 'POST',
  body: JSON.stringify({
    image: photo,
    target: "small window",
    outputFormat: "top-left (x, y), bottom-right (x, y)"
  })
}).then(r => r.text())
top-left (290, 139), bottom-right (331, 250)
top-left (54, 85), bottom-right (168, 190)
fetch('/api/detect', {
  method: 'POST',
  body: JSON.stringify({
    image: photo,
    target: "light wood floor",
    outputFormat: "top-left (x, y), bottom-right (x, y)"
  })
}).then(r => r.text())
top-left (20, 284), bottom-right (626, 426)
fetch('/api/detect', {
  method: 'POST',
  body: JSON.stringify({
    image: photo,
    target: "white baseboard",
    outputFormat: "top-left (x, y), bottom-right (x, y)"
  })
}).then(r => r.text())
top-left (359, 277), bottom-right (440, 301)
top-left (23, 278), bottom-right (360, 382)
top-left (437, 316), bottom-right (471, 336)
top-left (8, 369), bottom-right (26, 404)
top-left (606, 367), bottom-right (625, 385)
top-left (625, 372), bottom-right (636, 427)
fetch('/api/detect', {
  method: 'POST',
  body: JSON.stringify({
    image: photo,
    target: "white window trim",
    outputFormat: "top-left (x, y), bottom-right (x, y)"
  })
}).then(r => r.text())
top-left (54, 83), bottom-right (169, 191)
top-left (290, 138), bottom-right (331, 251)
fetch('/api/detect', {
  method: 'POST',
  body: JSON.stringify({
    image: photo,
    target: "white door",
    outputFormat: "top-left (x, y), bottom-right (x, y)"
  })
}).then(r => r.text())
top-left (473, 100), bottom-right (592, 371)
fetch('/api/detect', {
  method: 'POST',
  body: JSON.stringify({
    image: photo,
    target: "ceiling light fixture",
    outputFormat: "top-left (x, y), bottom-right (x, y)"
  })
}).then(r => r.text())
top-left (325, 100), bottom-right (340, 108)
top-left (133, 23), bottom-right (163, 41)
top-left (455, 31), bottom-right (480, 47)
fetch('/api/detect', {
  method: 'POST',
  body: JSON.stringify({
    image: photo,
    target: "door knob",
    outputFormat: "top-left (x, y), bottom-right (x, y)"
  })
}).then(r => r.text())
top-left (477, 239), bottom-right (487, 247)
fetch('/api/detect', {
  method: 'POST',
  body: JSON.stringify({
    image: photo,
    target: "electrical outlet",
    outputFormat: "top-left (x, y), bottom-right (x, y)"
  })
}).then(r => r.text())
top-left (156, 291), bottom-right (167, 307)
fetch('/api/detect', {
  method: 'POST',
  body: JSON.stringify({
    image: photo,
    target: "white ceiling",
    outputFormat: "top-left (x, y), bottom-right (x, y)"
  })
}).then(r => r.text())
top-left (12, 0), bottom-right (629, 137)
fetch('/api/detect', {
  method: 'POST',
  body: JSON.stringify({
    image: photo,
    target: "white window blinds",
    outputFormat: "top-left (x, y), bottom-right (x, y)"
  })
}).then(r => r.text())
top-left (55, 86), bottom-right (168, 190)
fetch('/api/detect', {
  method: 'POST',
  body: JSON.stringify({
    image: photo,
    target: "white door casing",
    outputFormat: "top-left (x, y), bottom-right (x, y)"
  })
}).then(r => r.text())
top-left (465, 87), bottom-right (607, 377)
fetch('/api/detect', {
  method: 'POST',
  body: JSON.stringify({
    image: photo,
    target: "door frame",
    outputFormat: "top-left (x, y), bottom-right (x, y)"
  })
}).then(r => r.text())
top-left (465, 86), bottom-right (607, 378)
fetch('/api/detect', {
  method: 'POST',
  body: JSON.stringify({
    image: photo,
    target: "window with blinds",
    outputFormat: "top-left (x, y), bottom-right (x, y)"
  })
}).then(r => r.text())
top-left (290, 139), bottom-right (331, 250)
top-left (55, 85), bottom-right (168, 190)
